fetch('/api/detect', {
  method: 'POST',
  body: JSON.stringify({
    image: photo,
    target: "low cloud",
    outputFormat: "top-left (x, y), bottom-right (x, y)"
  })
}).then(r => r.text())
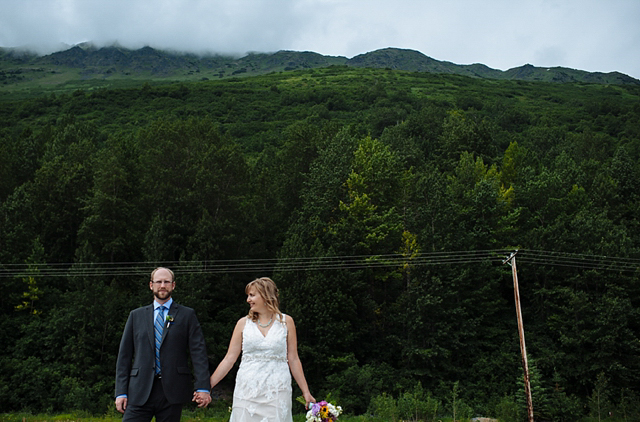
top-left (1, 0), bottom-right (638, 78)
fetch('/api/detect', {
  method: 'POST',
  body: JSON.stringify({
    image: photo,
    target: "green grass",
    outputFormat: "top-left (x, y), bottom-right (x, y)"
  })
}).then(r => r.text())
top-left (0, 414), bottom-right (123, 422)
top-left (0, 399), bottom-right (394, 422)
top-left (0, 413), bottom-right (390, 422)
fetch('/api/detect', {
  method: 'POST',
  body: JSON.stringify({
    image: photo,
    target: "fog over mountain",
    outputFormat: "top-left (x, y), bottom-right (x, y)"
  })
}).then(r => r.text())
top-left (1, 0), bottom-right (639, 79)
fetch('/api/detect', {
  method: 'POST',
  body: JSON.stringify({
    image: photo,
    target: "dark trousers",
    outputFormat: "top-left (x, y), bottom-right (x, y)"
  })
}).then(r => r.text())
top-left (123, 377), bottom-right (183, 422)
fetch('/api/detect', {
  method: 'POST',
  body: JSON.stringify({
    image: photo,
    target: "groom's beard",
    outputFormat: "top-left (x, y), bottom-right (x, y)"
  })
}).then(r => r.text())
top-left (154, 290), bottom-right (172, 300)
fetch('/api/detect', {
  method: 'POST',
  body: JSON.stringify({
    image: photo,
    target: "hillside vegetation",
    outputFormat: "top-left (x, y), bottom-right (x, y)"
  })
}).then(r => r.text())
top-left (1, 65), bottom-right (640, 421)
top-left (1, 44), bottom-right (638, 101)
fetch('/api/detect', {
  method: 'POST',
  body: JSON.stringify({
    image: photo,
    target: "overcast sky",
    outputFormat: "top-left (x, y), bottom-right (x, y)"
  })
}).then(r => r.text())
top-left (1, 0), bottom-right (639, 79)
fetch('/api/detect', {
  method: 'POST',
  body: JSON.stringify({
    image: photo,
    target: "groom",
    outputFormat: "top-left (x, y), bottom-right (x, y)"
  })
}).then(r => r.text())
top-left (115, 267), bottom-right (211, 422)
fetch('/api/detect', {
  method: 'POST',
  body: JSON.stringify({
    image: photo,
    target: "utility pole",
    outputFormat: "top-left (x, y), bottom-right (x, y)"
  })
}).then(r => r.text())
top-left (504, 250), bottom-right (534, 422)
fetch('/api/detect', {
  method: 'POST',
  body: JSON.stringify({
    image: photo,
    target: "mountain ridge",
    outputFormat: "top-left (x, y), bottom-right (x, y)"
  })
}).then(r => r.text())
top-left (1, 44), bottom-right (638, 91)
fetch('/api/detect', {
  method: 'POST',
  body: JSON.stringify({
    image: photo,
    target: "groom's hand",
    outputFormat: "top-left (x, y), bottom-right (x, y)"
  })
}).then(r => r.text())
top-left (193, 391), bottom-right (211, 408)
top-left (115, 396), bottom-right (128, 414)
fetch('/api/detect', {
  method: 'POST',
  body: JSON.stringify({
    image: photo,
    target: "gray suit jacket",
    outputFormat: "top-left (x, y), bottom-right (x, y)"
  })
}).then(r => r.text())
top-left (115, 302), bottom-right (210, 405)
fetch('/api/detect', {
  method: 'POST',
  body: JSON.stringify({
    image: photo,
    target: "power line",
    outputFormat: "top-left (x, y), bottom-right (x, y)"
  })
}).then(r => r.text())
top-left (0, 250), bottom-right (507, 278)
top-left (1, 248), bottom-right (638, 278)
top-left (517, 249), bottom-right (640, 273)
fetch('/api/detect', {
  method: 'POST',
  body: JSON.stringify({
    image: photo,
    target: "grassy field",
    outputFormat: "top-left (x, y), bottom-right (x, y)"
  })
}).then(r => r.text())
top-left (0, 413), bottom-right (394, 422)
top-left (0, 402), bottom-right (393, 422)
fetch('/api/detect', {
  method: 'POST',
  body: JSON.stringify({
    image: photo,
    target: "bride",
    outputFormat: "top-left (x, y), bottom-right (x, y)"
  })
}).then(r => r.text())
top-left (197, 277), bottom-right (315, 421)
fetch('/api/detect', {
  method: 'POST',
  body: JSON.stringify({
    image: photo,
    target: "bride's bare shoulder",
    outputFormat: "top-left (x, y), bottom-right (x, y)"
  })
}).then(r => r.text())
top-left (236, 316), bottom-right (248, 329)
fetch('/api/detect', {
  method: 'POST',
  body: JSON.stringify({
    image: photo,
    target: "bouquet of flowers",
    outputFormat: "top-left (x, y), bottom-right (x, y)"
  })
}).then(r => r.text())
top-left (306, 400), bottom-right (342, 422)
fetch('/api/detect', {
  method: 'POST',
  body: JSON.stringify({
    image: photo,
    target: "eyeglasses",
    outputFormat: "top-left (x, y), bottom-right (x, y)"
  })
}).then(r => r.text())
top-left (152, 280), bottom-right (174, 285)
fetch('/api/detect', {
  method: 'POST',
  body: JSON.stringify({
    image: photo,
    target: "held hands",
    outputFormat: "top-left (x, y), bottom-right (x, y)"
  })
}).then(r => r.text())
top-left (192, 391), bottom-right (212, 408)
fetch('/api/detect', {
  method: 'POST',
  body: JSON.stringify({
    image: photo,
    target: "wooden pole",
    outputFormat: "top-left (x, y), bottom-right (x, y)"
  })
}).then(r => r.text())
top-left (506, 251), bottom-right (534, 422)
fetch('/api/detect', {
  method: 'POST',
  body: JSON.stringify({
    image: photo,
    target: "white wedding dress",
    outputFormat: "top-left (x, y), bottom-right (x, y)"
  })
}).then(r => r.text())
top-left (230, 315), bottom-right (293, 422)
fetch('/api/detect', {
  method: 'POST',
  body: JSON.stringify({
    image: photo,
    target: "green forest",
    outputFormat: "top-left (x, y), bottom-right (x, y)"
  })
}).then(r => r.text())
top-left (1, 65), bottom-right (640, 421)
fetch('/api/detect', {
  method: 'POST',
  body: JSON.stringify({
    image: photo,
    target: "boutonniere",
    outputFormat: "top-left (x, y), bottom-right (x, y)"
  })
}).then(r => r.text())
top-left (165, 315), bottom-right (174, 328)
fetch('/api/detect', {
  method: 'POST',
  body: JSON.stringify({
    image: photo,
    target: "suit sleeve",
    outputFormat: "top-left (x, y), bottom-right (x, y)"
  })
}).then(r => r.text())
top-left (115, 311), bottom-right (134, 397)
top-left (187, 309), bottom-right (210, 391)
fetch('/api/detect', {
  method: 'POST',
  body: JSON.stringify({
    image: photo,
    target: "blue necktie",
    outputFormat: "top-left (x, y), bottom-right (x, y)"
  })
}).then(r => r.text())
top-left (154, 305), bottom-right (166, 375)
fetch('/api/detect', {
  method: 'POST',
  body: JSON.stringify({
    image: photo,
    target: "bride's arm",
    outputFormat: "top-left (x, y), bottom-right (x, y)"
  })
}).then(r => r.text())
top-left (286, 315), bottom-right (315, 408)
top-left (209, 317), bottom-right (246, 388)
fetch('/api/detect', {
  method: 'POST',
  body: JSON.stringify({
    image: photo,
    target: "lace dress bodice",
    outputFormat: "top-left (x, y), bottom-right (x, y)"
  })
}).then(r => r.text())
top-left (230, 315), bottom-right (292, 422)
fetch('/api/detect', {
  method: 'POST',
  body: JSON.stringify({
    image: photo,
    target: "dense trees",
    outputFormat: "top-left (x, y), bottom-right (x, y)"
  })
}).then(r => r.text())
top-left (1, 67), bottom-right (640, 419)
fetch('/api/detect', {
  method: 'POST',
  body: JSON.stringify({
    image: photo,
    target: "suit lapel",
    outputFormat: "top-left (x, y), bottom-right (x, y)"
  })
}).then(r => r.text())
top-left (161, 302), bottom-right (179, 345)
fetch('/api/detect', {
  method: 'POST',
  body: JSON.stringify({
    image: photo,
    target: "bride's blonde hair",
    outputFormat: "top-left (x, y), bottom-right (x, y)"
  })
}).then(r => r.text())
top-left (246, 277), bottom-right (283, 323)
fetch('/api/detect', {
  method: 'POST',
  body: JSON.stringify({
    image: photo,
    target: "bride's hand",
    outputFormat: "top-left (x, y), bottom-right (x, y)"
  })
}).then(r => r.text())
top-left (304, 392), bottom-right (316, 410)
